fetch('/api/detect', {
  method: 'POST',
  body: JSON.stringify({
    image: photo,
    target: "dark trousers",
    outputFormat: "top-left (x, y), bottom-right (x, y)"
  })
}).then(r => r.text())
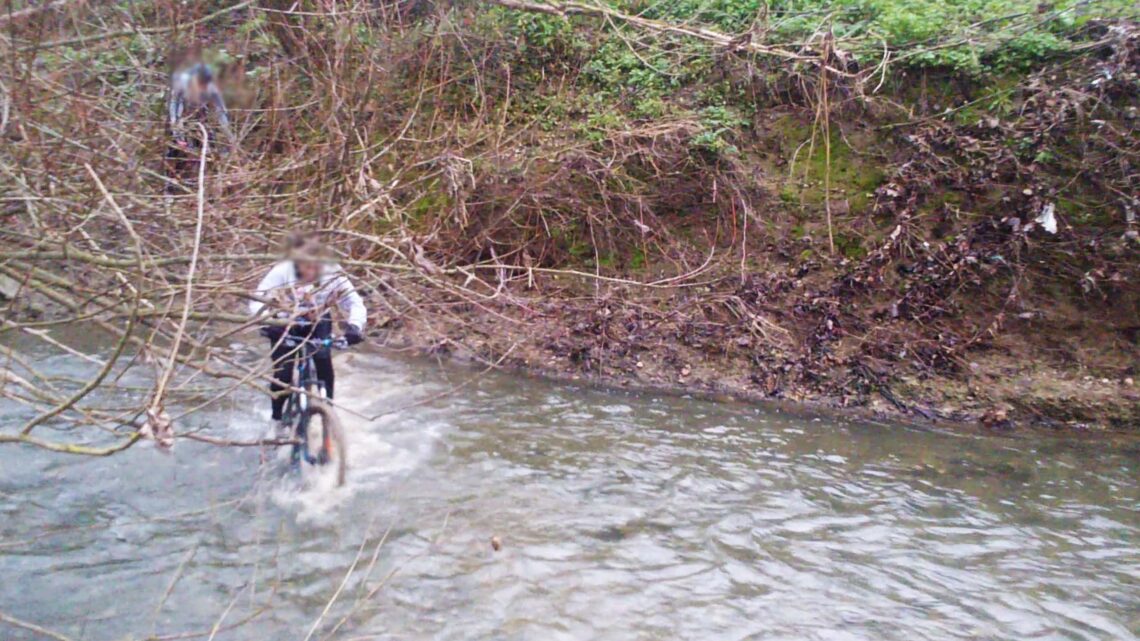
top-left (266, 319), bottom-right (335, 420)
top-left (163, 130), bottom-right (218, 193)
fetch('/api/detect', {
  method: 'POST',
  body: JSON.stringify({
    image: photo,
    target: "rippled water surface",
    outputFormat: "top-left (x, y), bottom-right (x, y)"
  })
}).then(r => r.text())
top-left (2, 351), bottom-right (1138, 640)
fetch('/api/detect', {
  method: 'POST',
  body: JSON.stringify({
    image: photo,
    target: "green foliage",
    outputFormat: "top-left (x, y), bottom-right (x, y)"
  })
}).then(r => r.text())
top-left (691, 105), bottom-right (748, 154)
top-left (631, 0), bottom-right (763, 32)
top-left (487, 7), bottom-right (581, 67)
top-left (50, 33), bottom-right (147, 70)
top-left (992, 30), bottom-right (1068, 69)
top-left (583, 40), bottom-right (674, 97)
top-left (577, 101), bottom-right (628, 142)
top-left (633, 96), bottom-right (668, 119)
top-left (512, 12), bottom-right (575, 50)
top-left (611, 0), bottom-right (1139, 73)
top-left (518, 93), bottom-right (574, 132)
top-left (487, 0), bottom-right (1137, 169)
top-left (236, 11), bottom-right (268, 36)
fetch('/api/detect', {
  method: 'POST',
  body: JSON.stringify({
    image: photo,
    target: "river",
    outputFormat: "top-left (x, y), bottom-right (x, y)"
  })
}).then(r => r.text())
top-left (1, 349), bottom-right (1138, 640)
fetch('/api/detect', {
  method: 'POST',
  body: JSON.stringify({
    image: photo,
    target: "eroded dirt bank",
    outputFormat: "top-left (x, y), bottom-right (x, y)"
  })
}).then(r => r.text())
top-left (350, 26), bottom-right (1140, 433)
top-left (369, 271), bottom-right (1139, 433)
top-left (356, 32), bottom-right (1140, 432)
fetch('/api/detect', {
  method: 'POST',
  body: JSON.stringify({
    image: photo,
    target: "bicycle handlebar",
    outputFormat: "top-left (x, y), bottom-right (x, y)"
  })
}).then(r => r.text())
top-left (289, 335), bottom-right (346, 349)
top-left (281, 335), bottom-right (349, 350)
top-left (258, 326), bottom-right (349, 350)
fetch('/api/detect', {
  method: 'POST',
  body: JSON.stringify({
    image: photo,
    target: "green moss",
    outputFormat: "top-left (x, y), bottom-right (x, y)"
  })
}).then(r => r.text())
top-left (407, 181), bottom-right (450, 221)
top-left (835, 233), bottom-right (868, 260)
top-left (771, 114), bottom-right (811, 141)
top-left (1064, 198), bottom-right (1115, 227)
top-left (629, 247), bottom-right (647, 270)
top-left (568, 241), bottom-right (592, 260)
top-left (916, 191), bottom-right (964, 219)
top-left (776, 125), bottom-right (887, 214)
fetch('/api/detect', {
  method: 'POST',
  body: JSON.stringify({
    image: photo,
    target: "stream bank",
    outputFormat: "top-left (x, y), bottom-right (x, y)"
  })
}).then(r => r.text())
top-left (372, 284), bottom-right (1140, 434)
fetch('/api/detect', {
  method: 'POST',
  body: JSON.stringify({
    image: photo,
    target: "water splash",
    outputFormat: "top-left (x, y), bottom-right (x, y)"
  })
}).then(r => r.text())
top-left (262, 353), bottom-right (445, 523)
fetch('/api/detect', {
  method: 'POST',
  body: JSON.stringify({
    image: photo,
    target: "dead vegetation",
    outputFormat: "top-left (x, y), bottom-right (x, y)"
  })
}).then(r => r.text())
top-left (0, 0), bottom-right (1138, 463)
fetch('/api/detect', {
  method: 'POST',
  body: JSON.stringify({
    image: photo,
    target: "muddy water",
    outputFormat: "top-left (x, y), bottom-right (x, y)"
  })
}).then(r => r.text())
top-left (1, 350), bottom-right (1138, 641)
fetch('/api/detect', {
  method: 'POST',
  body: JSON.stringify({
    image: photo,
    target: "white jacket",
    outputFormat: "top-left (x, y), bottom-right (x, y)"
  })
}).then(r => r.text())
top-left (249, 261), bottom-right (366, 330)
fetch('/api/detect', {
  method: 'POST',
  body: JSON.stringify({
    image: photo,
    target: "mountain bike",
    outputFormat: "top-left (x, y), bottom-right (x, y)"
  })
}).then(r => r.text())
top-left (275, 332), bottom-right (349, 486)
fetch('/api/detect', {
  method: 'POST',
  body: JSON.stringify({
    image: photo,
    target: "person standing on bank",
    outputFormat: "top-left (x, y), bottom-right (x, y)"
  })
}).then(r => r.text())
top-left (165, 63), bottom-right (234, 185)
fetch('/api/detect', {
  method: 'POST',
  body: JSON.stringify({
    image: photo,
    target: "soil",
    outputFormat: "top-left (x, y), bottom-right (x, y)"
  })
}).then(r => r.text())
top-left (365, 270), bottom-right (1140, 433)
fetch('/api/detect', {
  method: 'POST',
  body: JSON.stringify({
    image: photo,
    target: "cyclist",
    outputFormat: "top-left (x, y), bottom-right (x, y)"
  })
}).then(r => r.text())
top-left (165, 63), bottom-right (233, 182)
top-left (250, 234), bottom-right (366, 434)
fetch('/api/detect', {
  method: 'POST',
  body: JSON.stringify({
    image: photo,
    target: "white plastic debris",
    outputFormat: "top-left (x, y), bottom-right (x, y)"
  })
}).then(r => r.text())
top-left (1035, 202), bottom-right (1058, 234)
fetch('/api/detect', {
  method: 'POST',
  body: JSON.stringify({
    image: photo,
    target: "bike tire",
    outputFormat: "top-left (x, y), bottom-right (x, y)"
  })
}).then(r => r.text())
top-left (301, 400), bottom-right (347, 487)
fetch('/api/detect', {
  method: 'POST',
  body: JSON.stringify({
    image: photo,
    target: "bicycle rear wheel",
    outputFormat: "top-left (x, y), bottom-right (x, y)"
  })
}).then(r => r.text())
top-left (299, 400), bottom-right (347, 486)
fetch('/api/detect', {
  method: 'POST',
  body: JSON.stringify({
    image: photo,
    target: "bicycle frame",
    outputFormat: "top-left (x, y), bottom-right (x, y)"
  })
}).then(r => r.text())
top-left (280, 336), bottom-right (335, 466)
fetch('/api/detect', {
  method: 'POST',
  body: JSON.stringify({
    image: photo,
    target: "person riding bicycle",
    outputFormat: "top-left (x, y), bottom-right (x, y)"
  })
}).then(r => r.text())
top-left (250, 234), bottom-right (366, 435)
top-left (165, 63), bottom-right (234, 183)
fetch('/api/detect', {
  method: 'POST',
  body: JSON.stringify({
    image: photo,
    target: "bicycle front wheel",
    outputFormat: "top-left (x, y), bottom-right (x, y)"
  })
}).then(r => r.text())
top-left (300, 400), bottom-right (347, 486)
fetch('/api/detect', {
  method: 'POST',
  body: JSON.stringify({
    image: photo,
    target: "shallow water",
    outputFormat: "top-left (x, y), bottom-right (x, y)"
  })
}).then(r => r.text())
top-left (1, 350), bottom-right (1138, 641)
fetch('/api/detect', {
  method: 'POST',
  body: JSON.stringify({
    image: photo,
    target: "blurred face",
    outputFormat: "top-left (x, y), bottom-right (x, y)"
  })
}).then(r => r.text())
top-left (295, 259), bottom-right (320, 283)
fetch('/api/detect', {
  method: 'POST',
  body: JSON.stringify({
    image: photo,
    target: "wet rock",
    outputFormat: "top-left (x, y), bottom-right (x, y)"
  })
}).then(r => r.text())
top-left (590, 525), bottom-right (627, 542)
